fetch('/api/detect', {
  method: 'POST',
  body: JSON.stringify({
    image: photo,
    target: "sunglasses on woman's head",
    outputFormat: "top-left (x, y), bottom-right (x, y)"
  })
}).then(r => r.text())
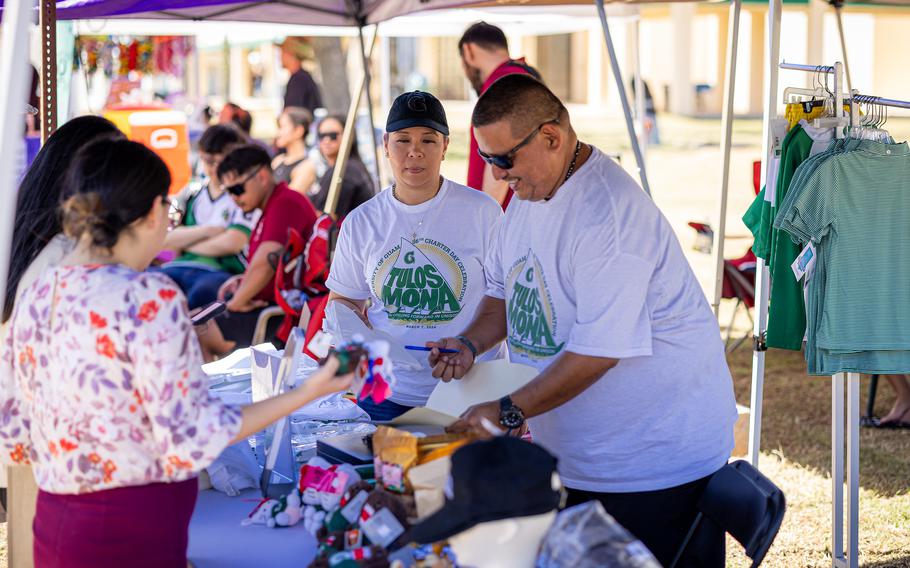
top-left (476, 117), bottom-right (559, 171)
top-left (222, 166), bottom-right (263, 196)
top-left (318, 131), bottom-right (341, 141)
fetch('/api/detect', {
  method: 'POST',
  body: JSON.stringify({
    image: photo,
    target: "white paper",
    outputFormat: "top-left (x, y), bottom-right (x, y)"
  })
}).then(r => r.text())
top-left (384, 407), bottom-right (457, 428)
top-left (425, 360), bottom-right (538, 418)
top-left (250, 345), bottom-right (283, 403)
top-left (201, 343), bottom-right (274, 376)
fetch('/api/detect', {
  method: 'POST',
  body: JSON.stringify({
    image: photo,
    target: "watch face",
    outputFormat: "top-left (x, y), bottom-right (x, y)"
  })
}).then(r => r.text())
top-left (500, 408), bottom-right (524, 430)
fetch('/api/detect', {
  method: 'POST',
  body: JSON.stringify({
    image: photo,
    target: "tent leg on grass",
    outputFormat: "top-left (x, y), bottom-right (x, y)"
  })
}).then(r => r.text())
top-left (710, 0), bottom-right (742, 316)
top-left (748, 0), bottom-right (782, 468)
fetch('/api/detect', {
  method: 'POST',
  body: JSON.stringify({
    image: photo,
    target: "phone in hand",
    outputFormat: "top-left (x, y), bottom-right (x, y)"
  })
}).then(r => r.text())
top-left (191, 301), bottom-right (226, 326)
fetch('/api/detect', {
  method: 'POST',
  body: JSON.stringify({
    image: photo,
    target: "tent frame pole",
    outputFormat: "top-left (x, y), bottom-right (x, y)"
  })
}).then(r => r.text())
top-left (40, 0), bottom-right (59, 142)
top-left (357, 21), bottom-right (383, 186)
top-left (748, 0), bottom-right (782, 468)
top-left (325, 30), bottom-right (378, 217)
top-left (594, 0), bottom-right (651, 196)
top-left (0, 0), bottom-right (33, 296)
top-left (710, 0), bottom-right (742, 316)
top-left (632, 14), bottom-right (647, 161)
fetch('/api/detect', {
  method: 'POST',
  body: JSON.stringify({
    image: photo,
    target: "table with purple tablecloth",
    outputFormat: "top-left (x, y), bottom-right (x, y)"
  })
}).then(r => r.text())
top-left (188, 489), bottom-right (317, 568)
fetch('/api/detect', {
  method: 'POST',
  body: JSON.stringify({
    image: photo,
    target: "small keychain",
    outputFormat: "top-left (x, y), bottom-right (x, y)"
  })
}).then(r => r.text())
top-left (322, 341), bottom-right (367, 375)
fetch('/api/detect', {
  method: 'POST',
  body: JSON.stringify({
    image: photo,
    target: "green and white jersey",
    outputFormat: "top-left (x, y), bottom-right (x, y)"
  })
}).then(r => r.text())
top-left (168, 183), bottom-right (259, 274)
top-left (326, 178), bottom-right (503, 406)
top-left (765, 121), bottom-right (834, 350)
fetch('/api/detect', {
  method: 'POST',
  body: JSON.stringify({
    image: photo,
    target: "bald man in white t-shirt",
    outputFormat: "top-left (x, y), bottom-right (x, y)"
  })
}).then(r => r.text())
top-left (428, 74), bottom-right (737, 567)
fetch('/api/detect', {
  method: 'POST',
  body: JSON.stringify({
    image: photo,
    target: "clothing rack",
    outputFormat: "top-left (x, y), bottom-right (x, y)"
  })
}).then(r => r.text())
top-left (751, 60), bottom-right (910, 568)
top-left (751, 60), bottom-right (865, 568)
top-left (851, 94), bottom-right (910, 111)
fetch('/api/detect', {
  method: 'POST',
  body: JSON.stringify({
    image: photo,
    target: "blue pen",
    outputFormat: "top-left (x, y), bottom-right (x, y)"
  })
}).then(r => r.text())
top-left (405, 345), bottom-right (460, 354)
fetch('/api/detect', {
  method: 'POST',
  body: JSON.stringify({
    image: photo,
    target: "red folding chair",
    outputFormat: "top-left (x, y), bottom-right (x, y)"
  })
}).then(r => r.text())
top-left (721, 249), bottom-right (756, 352)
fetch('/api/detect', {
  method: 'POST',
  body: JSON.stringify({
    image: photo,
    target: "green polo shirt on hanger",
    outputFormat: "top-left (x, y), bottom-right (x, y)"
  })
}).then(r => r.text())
top-left (777, 139), bottom-right (910, 374)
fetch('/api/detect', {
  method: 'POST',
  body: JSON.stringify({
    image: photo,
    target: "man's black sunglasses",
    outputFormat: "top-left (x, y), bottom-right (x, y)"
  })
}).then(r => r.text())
top-left (476, 117), bottom-right (559, 170)
top-left (318, 131), bottom-right (341, 141)
top-left (222, 166), bottom-right (263, 196)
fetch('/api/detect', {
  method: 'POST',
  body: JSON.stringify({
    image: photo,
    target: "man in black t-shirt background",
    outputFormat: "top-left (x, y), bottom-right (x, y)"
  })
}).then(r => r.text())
top-left (277, 36), bottom-right (324, 115)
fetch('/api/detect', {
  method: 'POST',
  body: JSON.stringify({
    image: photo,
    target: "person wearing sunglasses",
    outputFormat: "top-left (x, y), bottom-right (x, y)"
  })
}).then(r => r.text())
top-left (192, 145), bottom-right (318, 355)
top-left (427, 75), bottom-right (737, 567)
top-left (160, 124), bottom-right (258, 310)
top-left (308, 115), bottom-right (376, 219)
top-left (326, 91), bottom-right (503, 421)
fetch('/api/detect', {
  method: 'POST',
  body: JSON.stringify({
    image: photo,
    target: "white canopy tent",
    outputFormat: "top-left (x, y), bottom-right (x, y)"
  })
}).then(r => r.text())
top-left (1, 0), bottom-right (892, 566)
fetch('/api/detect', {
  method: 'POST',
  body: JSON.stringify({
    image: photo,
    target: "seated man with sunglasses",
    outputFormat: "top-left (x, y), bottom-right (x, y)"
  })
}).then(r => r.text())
top-left (427, 75), bottom-right (737, 567)
top-left (204, 145), bottom-right (319, 351)
top-left (161, 124), bottom-right (257, 309)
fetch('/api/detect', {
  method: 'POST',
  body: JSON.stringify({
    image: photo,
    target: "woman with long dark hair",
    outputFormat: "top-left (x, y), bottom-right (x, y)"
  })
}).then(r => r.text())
top-left (1, 115), bottom-right (123, 568)
top-left (310, 115), bottom-right (376, 218)
top-left (0, 138), bottom-right (353, 567)
top-left (2, 115), bottom-right (122, 325)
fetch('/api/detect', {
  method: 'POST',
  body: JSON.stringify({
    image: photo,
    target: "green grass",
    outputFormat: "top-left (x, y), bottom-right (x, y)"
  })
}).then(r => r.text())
top-left (725, 347), bottom-right (910, 567)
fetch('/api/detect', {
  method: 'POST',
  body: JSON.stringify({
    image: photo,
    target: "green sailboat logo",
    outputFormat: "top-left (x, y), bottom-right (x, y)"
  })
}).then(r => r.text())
top-left (381, 238), bottom-right (462, 323)
top-left (507, 250), bottom-right (564, 358)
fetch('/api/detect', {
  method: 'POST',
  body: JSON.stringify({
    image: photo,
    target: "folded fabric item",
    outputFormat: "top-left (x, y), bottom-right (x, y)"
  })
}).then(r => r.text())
top-left (208, 442), bottom-right (261, 497)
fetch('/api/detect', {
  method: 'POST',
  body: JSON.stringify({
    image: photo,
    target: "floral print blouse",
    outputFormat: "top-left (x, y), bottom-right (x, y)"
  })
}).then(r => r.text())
top-left (0, 264), bottom-right (241, 494)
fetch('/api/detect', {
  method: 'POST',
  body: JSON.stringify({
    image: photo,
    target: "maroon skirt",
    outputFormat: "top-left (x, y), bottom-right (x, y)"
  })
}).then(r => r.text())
top-left (34, 478), bottom-right (198, 568)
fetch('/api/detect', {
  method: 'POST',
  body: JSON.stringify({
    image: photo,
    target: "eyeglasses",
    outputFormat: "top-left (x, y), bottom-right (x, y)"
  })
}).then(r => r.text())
top-left (318, 131), bottom-right (341, 141)
top-left (222, 166), bottom-right (263, 196)
top-left (476, 118), bottom-right (559, 170)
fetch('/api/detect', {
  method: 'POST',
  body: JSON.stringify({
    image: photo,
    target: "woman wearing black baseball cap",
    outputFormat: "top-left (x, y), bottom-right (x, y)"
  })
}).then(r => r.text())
top-left (326, 91), bottom-right (504, 420)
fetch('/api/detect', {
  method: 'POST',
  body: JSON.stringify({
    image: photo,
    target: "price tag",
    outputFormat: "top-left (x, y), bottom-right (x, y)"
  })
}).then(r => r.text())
top-left (791, 242), bottom-right (817, 282)
top-left (361, 507), bottom-right (405, 548)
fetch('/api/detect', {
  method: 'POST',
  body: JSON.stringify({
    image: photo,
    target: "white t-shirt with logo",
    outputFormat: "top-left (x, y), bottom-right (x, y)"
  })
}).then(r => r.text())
top-left (486, 148), bottom-right (737, 493)
top-left (327, 179), bottom-right (503, 406)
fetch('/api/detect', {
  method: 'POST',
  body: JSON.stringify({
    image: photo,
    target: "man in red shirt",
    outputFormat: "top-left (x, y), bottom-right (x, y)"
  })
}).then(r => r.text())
top-left (207, 145), bottom-right (318, 349)
top-left (460, 22), bottom-right (540, 210)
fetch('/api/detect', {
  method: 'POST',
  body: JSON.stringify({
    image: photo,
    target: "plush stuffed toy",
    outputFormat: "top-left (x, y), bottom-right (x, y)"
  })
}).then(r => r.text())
top-left (319, 481), bottom-right (374, 538)
top-left (298, 458), bottom-right (364, 534)
top-left (270, 489), bottom-right (304, 528)
top-left (242, 498), bottom-right (280, 527)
